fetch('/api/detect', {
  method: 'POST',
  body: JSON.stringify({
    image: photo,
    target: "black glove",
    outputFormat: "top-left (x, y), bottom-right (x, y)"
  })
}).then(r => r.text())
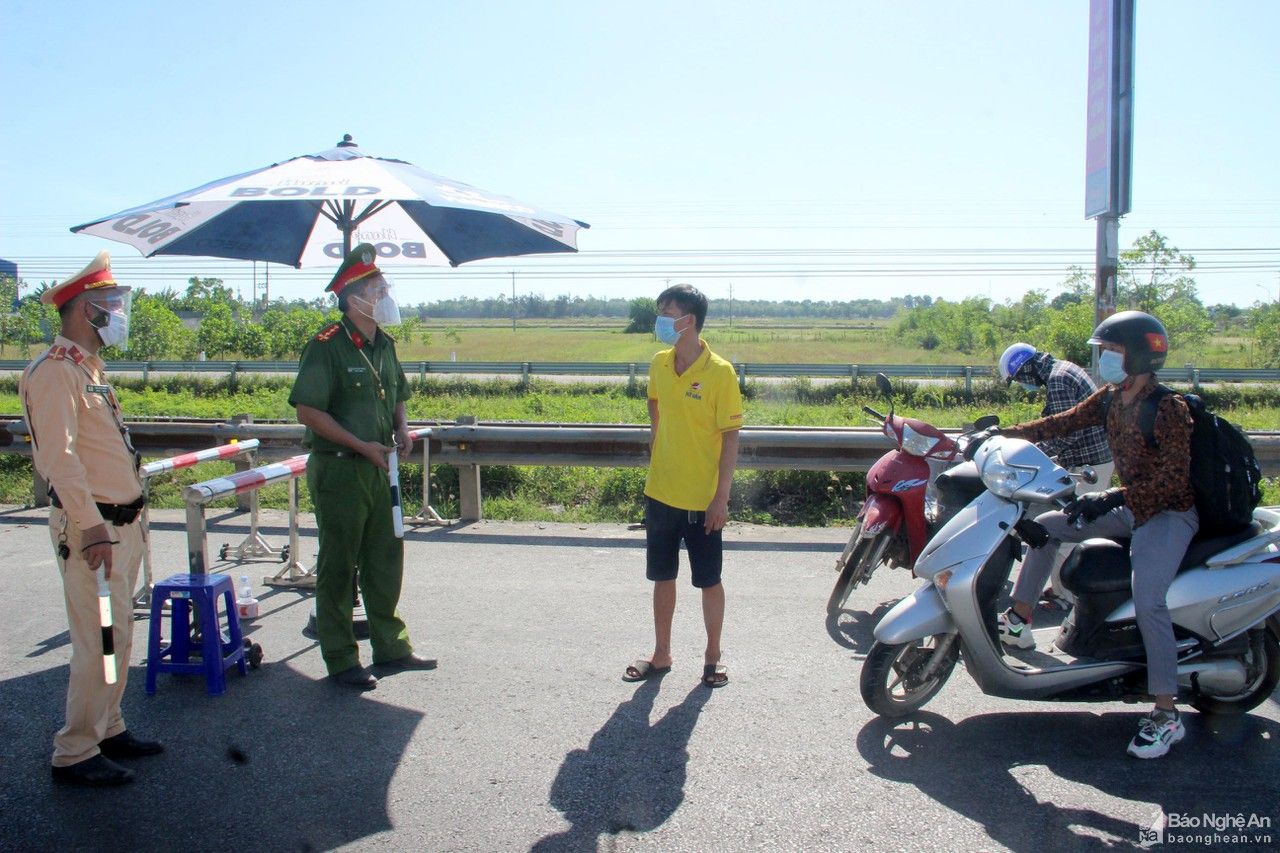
top-left (1014, 518), bottom-right (1050, 549)
top-left (1064, 488), bottom-right (1125, 526)
top-left (963, 426), bottom-right (1001, 461)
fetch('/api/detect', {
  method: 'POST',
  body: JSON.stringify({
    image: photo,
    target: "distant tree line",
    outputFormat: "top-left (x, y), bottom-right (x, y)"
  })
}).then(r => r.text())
top-left (418, 293), bottom-right (917, 322)
top-left (2, 230), bottom-right (1276, 363)
top-left (892, 231), bottom-right (1278, 365)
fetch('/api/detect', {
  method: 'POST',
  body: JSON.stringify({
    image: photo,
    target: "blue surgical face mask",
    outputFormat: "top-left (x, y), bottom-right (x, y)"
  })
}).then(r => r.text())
top-left (1098, 349), bottom-right (1127, 384)
top-left (1017, 381), bottom-right (1039, 393)
top-left (655, 315), bottom-right (683, 345)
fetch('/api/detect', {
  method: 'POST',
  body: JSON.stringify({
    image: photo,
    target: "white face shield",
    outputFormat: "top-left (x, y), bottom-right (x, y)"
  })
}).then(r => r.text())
top-left (352, 277), bottom-right (402, 328)
top-left (86, 290), bottom-right (133, 352)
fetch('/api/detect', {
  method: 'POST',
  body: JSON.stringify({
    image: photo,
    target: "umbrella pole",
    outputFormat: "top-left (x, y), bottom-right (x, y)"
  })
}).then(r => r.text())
top-left (342, 199), bottom-right (355, 257)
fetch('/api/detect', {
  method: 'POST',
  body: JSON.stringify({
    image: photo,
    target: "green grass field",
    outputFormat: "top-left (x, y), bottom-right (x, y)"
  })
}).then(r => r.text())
top-left (3, 317), bottom-right (1263, 368)
top-left (0, 374), bottom-right (1276, 524)
top-left (395, 321), bottom-right (1264, 368)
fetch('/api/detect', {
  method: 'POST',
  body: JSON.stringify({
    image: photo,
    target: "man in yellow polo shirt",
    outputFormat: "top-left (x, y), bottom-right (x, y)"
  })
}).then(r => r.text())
top-left (623, 284), bottom-right (742, 688)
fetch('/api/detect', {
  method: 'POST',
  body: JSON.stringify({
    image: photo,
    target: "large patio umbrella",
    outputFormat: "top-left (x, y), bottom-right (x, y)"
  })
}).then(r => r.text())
top-left (71, 135), bottom-right (588, 267)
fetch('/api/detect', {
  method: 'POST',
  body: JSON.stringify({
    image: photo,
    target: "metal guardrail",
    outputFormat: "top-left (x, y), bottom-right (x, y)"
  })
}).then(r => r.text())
top-left (3, 359), bottom-right (1279, 385)
top-left (5, 418), bottom-right (1279, 523)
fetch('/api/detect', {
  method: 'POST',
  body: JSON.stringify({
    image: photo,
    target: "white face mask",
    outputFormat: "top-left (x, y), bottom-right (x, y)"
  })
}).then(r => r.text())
top-left (371, 294), bottom-right (401, 327)
top-left (1098, 349), bottom-right (1127, 384)
top-left (88, 297), bottom-right (130, 351)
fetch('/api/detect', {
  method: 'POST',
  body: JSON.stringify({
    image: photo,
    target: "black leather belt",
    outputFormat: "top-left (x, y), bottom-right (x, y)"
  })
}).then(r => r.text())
top-left (314, 450), bottom-right (363, 460)
top-left (49, 491), bottom-right (146, 526)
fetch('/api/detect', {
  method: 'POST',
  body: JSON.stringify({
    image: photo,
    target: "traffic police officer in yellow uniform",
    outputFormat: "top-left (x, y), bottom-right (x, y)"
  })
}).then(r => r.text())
top-left (21, 252), bottom-right (163, 786)
top-left (290, 244), bottom-right (435, 689)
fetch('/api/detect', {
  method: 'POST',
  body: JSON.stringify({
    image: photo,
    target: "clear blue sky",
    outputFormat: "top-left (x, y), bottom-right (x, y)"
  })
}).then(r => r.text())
top-left (2, 1), bottom-right (1277, 308)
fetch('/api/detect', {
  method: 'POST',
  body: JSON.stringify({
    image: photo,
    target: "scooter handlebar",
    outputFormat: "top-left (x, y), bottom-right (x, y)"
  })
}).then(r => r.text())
top-left (862, 405), bottom-right (886, 422)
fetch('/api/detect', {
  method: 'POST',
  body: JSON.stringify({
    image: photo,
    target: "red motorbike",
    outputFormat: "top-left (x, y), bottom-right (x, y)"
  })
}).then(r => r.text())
top-left (827, 374), bottom-right (991, 614)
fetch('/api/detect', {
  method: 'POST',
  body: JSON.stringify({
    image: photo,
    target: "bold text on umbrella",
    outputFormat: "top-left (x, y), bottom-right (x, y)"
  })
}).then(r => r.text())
top-left (230, 186), bottom-right (380, 198)
top-left (323, 242), bottom-right (429, 259)
top-left (111, 215), bottom-right (182, 244)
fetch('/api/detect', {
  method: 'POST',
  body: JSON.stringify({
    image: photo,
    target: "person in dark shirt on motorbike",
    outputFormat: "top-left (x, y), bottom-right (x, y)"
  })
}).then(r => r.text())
top-left (993, 312), bottom-right (1197, 759)
top-left (999, 343), bottom-right (1116, 605)
top-left (998, 342), bottom-right (1115, 490)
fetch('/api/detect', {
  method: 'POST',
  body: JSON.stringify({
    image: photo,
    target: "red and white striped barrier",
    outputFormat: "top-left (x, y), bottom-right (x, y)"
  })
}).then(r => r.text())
top-left (185, 454), bottom-right (309, 504)
top-left (141, 439), bottom-right (259, 479)
top-left (137, 439), bottom-right (263, 609)
top-left (181, 428), bottom-right (445, 584)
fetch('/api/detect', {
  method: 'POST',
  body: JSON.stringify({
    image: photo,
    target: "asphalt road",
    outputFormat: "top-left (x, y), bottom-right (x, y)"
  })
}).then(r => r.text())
top-left (0, 507), bottom-right (1276, 852)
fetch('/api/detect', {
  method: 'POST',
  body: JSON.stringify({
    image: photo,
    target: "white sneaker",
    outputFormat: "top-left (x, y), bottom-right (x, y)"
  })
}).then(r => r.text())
top-left (997, 608), bottom-right (1036, 650)
top-left (1126, 709), bottom-right (1185, 759)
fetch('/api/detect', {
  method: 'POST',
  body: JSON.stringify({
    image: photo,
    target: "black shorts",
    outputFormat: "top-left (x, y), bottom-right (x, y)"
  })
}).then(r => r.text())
top-left (645, 496), bottom-right (723, 588)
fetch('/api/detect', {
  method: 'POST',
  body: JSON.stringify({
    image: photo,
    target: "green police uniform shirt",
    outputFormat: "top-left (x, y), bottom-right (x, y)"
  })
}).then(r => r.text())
top-left (288, 315), bottom-right (411, 451)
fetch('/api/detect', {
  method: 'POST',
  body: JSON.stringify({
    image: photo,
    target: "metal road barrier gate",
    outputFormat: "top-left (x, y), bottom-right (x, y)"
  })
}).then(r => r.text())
top-left (405, 428), bottom-right (447, 525)
top-left (180, 428), bottom-right (441, 589)
top-left (136, 439), bottom-right (260, 608)
top-left (185, 455), bottom-right (311, 587)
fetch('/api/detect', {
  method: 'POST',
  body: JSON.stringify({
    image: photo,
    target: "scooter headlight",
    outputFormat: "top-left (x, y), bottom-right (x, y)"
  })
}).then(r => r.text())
top-left (900, 422), bottom-right (940, 457)
top-left (980, 448), bottom-right (1036, 499)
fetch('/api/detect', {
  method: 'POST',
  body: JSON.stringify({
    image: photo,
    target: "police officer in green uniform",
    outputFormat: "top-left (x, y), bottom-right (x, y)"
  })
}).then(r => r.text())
top-left (289, 244), bottom-right (436, 689)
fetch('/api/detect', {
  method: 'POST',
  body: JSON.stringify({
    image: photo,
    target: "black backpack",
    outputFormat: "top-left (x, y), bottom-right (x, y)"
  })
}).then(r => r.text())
top-left (1101, 384), bottom-right (1262, 535)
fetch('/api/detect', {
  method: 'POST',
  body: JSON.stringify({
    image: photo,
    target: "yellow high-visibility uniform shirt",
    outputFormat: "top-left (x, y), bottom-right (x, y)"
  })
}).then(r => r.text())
top-left (645, 343), bottom-right (743, 511)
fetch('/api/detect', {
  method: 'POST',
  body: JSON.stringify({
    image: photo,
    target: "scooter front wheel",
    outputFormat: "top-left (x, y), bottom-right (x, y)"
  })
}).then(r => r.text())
top-left (860, 635), bottom-right (958, 718)
top-left (826, 529), bottom-right (890, 616)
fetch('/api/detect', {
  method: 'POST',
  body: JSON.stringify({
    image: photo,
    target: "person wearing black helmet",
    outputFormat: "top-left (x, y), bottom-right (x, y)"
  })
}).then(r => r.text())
top-left (996, 311), bottom-right (1198, 759)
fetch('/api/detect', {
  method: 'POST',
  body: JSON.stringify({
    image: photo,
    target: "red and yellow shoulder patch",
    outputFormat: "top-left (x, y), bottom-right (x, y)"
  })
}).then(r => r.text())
top-left (46, 344), bottom-right (84, 363)
top-left (315, 323), bottom-right (342, 342)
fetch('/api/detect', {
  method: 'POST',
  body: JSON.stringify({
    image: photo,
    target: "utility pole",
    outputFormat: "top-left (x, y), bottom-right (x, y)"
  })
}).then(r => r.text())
top-left (511, 271), bottom-right (517, 331)
top-left (729, 282), bottom-right (734, 327)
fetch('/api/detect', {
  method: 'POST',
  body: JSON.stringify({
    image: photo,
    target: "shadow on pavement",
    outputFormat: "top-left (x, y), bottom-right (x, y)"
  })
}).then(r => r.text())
top-left (826, 598), bottom-right (897, 656)
top-left (532, 677), bottom-right (711, 852)
top-left (857, 710), bottom-right (1280, 852)
top-left (0, 659), bottom-right (423, 851)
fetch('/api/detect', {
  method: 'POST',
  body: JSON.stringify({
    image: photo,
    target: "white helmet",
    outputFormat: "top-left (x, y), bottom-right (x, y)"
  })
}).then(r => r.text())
top-left (998, 342), bottom-right (1037, 385)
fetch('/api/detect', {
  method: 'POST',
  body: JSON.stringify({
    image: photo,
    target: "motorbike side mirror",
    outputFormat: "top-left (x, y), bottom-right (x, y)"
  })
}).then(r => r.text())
top-left (875, 372), bottom-right (893, 399)
top-left (875, 372), bottom-right (894, 416)
top-left (973, 414), bottom-right (1000, 431)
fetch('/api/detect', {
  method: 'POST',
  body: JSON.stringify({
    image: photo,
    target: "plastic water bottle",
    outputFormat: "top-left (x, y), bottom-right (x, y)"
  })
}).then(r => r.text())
top-left (237, 575), bottom-right (259, 619)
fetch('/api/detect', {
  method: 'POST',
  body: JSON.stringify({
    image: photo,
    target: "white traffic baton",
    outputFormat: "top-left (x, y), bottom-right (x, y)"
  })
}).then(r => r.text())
top-left (95, 566), bottom-right (117, 685)
top-left (389, 448), bottom-right (404, 539)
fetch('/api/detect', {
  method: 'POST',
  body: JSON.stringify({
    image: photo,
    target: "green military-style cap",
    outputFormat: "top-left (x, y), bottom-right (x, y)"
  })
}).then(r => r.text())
top-left (327, 243), bottom-right (382, 294)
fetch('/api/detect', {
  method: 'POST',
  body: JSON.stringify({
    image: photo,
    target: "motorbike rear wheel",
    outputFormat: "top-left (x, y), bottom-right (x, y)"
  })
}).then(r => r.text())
top-left (860, 635), bottom-right (959, 718)
top-left (1189, 629), bottom-right (1280, 715)
top-left (826, 528), bottom-right (890, 615)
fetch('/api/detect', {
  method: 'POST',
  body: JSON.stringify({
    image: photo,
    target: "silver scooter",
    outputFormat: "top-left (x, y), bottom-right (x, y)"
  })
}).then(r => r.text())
top-left (860, 432), bottom-right (1280, 718)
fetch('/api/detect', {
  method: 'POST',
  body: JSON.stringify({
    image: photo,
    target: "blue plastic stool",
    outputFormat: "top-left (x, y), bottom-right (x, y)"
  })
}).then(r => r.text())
top-left (146, 573), bottom-right (246, 696)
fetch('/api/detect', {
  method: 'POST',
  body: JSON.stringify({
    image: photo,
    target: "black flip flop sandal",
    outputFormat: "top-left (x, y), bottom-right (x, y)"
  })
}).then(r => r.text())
top-left (702, 663), bottom-right (728, 688)
top-left (622, 660), bottom-right (671, 682)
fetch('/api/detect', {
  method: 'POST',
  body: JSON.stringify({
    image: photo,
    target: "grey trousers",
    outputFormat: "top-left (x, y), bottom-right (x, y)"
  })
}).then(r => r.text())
top-left (1012, 504), bottom-right (1199, 696)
